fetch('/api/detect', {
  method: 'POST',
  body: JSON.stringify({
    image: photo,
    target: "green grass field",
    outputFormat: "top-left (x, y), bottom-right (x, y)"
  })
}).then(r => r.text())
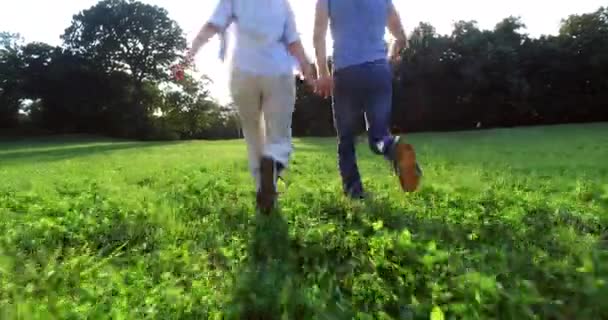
top-left (1, 123), bottom-right (607, 319)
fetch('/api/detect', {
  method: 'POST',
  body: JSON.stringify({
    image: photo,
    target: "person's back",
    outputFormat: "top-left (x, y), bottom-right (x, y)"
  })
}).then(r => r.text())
top-left (214, 0), bottom-right (298, 75)
top-left (326, 0), bottom-right (391, 71)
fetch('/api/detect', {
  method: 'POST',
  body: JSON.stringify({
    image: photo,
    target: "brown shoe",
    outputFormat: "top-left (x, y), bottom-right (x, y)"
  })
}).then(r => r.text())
top-left (257, 156), bottom-right (278, 214)
top-left (391, 137), bottom-right (421, 192)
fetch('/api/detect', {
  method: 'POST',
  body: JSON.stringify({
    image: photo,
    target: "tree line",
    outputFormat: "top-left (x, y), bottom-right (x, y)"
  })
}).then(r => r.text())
top-left (293, 8), bottom-right (608, 136)
top-left (0, 0), bottom-right (239, 140)
top-left (1, 0), bottom-right (606, 140)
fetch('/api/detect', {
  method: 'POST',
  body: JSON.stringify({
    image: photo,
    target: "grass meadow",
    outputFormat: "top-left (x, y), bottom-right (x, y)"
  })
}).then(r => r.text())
top-left (1, 123), bottom-right (607, 319)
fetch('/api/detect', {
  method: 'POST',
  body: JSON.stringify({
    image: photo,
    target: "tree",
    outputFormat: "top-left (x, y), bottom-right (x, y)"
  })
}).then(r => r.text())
top-left (5, 4), bottom-right (608, 139)
top-left (558, 7), bottom-right (608, 121)
top-left (20, 42), bottom-right (55, 100)
top-left (154, 75), bottom-right (232, 140)
top-left (63, 0), bottom-right (186, 82)
top-left (0, 32), bottom-right (24, 129)
top-left (62, 0), bottom-right (187, 136)
top-left (12, 43), bottom-right (140, 137)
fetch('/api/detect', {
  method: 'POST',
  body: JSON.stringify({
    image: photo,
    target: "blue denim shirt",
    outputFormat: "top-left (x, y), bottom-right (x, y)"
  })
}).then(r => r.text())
top-left (321, 0), bottom-right (391, 71)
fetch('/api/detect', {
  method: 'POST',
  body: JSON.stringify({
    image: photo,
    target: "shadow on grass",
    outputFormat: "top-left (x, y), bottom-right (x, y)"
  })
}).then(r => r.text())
top-left (227, 210), bottom-right (345, 319)
top-left (227, 201), bottom-right (410, 318)
top-left (219, 192), bottom-right (435, 318)
top-left (0, 141), bottom-right (182, 164)
top-left (227, 212), bottom-right (295, 320)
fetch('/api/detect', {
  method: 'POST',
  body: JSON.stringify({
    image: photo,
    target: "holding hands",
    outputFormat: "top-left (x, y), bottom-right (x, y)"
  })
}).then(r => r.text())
top-left (313, 75), bottom-right (333, 99)
top-left (172, 44), bottom-right (379, 102)
top-left (297, 61), bottom-right (332, 99)
top-left (298, 62), bottom-right (316, 89)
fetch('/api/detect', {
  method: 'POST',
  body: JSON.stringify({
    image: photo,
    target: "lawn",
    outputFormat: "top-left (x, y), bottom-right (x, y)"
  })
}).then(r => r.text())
top-left (1, 123), bottom-right (607, 319)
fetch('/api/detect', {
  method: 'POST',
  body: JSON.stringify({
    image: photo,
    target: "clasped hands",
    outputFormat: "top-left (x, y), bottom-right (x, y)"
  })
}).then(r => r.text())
top-left (172, 52), bottom-right (400, 99)
top-left (297, 63), bottom-right (332, 99)
top-left (171, 57), bottom-right (331, 98)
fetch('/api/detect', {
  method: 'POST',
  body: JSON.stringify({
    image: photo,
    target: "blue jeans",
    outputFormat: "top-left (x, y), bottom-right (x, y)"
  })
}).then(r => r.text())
top-left (332, 59), bottom-right (396, 193)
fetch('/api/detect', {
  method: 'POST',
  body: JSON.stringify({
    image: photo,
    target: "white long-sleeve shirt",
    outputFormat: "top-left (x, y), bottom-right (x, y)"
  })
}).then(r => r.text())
top-left (208, 0), bottom-right (301, 76)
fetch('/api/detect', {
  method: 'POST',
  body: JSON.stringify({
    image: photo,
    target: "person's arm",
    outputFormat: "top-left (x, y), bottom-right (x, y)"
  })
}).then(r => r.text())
top-left (387, 2), bottom-right (407, 62)
top-left (288, 41), bottom-right (314, 88)
top-left (186, 0), bottom-right (232, 63)
top-left (313, 0), bottom-right (330, 78)
top-left (281, 1), bottom-right (314, 87)
top-left (313, 0), bottom-right (332, 97)
top-left (283, 1), bottom-right (311, 71)
top-left (287, 42), bottom-right (309, 69)
top-left (186, 24), bottom-right (221, 62)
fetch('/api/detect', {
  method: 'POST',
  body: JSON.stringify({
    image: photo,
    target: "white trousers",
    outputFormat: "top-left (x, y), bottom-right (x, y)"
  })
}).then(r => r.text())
top-left (229, 68), bottom-right (296, 189)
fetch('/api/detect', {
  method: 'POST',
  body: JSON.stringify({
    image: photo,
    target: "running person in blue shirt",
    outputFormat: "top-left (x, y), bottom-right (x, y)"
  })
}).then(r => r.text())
top-left (313, 0), bottom-right (422, 198)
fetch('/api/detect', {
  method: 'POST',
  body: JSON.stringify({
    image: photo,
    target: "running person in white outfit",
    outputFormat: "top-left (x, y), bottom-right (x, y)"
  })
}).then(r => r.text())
top-left (179, 0), bottom-right (313, 213)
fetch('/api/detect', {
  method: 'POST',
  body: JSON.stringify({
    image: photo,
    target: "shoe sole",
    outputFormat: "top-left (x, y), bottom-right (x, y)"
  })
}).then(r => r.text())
top-left (257, 157), bottom-right (277, 214)
top-left (394, 143), bottom-right (420, 192)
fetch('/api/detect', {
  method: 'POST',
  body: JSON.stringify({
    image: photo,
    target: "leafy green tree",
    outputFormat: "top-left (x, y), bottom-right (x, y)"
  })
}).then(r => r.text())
top-left (20, 42), bottom-right (55, 99)
top-left (4, 3), bottom-right (608, 139)
top-left (63, 0), bottom-right (186, 82)
top-left (62, 0), bottom-right (187, 136)
top-left (155, 75), bottom-right (231, 140)
top-left (558, 7), bottom-right (608, 120)
top-left (17, 45), bottom-right (138, 136)
top-left (0, 32), bottom-right (24, 128)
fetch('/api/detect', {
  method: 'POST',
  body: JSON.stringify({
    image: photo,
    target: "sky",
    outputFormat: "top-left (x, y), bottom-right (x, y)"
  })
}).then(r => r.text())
top-left (1, 0), bottom-right (605, 104)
